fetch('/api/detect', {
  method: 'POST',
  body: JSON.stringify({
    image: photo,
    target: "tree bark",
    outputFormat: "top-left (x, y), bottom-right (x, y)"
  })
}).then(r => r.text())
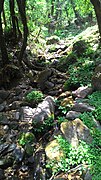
top-left (90, 0), bottom-right (101, 40)
top-left (9, 0), bottom-right (17, 39)
top-left (16, 0), bottom-right (28, 64)
top-left (0, 0), bottom-right (9, 66)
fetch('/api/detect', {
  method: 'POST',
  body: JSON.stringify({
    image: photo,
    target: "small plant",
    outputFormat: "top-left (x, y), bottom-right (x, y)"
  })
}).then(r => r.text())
top-left (26, 90), bottom-right (44, 103)
top-left (18, 132), bottom-right (35, 146)
top-left (57, 116), bottom-right (67, 125)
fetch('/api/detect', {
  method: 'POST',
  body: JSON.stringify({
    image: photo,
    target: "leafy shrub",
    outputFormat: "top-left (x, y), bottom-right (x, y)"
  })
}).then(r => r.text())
top-left (26, 90), bottom-right (44, 103)
top-left (88, 91), bottom-right (101, 107)
top-left (64, 58), bottom-right (95, 90)
top-left (88, 91), bottom-right (101, 122)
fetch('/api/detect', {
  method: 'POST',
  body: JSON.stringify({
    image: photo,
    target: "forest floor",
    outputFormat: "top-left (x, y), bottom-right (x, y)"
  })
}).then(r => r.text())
top-left (0, 23), bottom-right (101, 180)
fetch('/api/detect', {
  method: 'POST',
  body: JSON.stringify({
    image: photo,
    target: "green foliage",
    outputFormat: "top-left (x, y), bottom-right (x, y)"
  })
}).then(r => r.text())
top-left (64, 57), bottom-right (95, 90)
top-left (88, 91), bottom-right (101, 107)
top-left (32, 113), bottom-right (54, 133)
top-left (18, 132), bottom-right (35, 146)
top-left (46, 135), bottom-right (92, 174)
top-left (79, 112), bottom-right (96, 129)
top-left (26, 90), bottom-right (44, 103)
top-left (57, 116), bottom-right (67, 125)
top-left (88, 91), bottom-right (101, 122)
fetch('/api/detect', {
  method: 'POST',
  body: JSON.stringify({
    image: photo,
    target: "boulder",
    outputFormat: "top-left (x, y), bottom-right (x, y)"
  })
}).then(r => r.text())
top-left (72, 86), bottom-right (93, 98)
top-left (60, 118), bottom-right (93, 147)
top-left (32, 96), bottom-right (55, 130)
top-left (60, 96), bottom-right (74, 107)
top-left (66, 111), bottom-right (81, 120)
top-left (72, 102), bottom-right (95, 112)
top-left (45, 139), bottom-right (64, 160)
top-left (92, 64), bottom-right (101, 90)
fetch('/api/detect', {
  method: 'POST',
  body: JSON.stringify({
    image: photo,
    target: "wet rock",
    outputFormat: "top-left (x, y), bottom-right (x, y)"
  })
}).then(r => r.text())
top-left (72, 102), bottom-right (95, 113)
top-left (92, 64), bottom-right (101, 90)
top-left (72, 86), bottom-right (93, 98)
top-left (66, 111), bottom-right (81, 120)
top-left (13, 147), bottom-right (24, 162)
top-left (60, 118), bottom-right (93, 147)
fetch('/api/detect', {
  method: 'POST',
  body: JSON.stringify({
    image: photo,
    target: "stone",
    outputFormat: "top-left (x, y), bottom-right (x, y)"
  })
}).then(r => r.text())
top-left (45, 139), bottom-right (64, 160)
top-left (46, 36), bottom-right (60, 45)
top-left (92, 64), bottom-right (101, 90)
top-left (72, 86), bottom-right (93, 98)
top-left (0, 168), bottom-right (5, 179)
top-left (60, 96), bottom-right (74, 107)
top-left (0, 156), bottom-right (14, 169)
top-left (13, 147), bottom-right (24, 162)
top-left (72, 102), bottom-right (95, 113)
top-left (0, 103), bottom-right (5, 112)
top-left (60, 118), bottom-right (93, 147)
top-left (66, 111), bottom-right (81, 120)
top-left (0, 90), bottom-right (10, 101)
top-left (32, 96), bottom-right (55, 127)
top-left (0, 143), bottom-right (9, 155)
top-left (20, 106), bottom-right (35, 122)
top-left (84, 169), bottom-right (92, 180)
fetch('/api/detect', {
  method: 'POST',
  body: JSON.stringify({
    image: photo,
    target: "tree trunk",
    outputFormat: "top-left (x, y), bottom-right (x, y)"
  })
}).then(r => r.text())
top-left (9, 0), bottom-right (17, 39)
top-left (90, 0), bottom-right (101, 40)
top-left (16, 0), bottom-right (28, 64)
top-left (0, 0), bottom-right (9, 66)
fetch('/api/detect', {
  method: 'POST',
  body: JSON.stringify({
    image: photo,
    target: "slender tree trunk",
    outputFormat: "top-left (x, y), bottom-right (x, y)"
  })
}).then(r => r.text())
top-left (90, 0), bottom-right (101, 40)
top-left (16, 0), bottom-right (28, 64)
top-left (0, 0), bottom-right (9, 66)
top-left (9, 0), bottom-right (17, 39)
